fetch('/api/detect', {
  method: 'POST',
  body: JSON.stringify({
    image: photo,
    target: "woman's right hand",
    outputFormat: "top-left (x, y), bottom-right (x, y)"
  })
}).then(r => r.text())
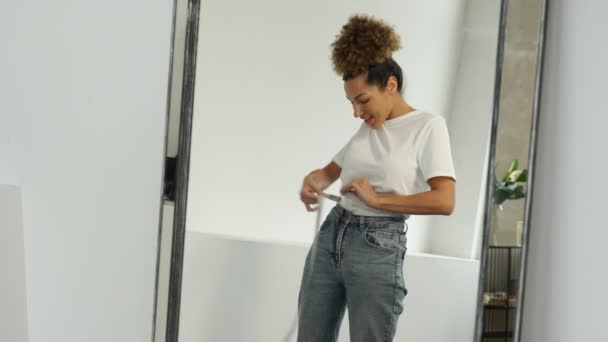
top-left (300, 171), bottom-right (324, 212)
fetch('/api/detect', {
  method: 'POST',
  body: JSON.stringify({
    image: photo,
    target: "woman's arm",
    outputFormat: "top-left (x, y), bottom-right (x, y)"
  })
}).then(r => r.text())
top-left (372, 176), bottom-right (455, 215)
top-left (300, 161), bottom-right (342, 211)
top-left (306, 161), bottom-right (342, 190)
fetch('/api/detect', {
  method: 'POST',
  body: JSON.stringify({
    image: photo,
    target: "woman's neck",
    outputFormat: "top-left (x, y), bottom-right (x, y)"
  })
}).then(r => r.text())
top-left (387, 99), bottom-right (416, 120)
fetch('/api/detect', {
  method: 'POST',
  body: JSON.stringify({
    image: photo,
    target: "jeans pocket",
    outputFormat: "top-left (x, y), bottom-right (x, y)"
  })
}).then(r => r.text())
top-left (363, 229), bottom-right (400, 253)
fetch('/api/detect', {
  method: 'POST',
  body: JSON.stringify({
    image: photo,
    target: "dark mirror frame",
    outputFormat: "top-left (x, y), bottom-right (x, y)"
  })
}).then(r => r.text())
top-left (154, 0), bottom-right (201, 341)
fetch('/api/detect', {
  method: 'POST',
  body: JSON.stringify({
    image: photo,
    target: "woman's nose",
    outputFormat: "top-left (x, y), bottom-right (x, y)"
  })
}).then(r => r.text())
top-left (353, 104), bottom-right (363, 117)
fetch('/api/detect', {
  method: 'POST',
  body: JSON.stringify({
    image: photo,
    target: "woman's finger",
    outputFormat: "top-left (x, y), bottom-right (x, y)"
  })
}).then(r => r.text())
top-left (305, 189), bottom-right (319, 201)
top-left (301, 192), bottom-right (319, 204)
top-left (305, 203), bottom-right (318, 212)
top-left (340, 185), bottom-right (354, 194)
top-left (307, 189), bottom-right (320, 198)
top-left (304, 176), bottom-right (323, 194)
top-left (340, 184), bottom-right (349, 193)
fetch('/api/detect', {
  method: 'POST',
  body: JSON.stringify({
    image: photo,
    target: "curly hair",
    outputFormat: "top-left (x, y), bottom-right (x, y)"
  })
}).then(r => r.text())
top-left (331, 14), bottom-right (402, 80)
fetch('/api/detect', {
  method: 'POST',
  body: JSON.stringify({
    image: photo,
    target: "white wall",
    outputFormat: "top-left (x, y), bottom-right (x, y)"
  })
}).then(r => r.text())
top-left (521, 1), bottom-right (608, 341)
top-left (186, 0), bottom-right (466, 254)
top-left (431, 0), bottom-right (500, 259)
top-left (0, 84), bottom-right (21, 186)
top-left (0, 2), bottom-right (173, 342)
top-left (0, 186), bottom-right (29, 342)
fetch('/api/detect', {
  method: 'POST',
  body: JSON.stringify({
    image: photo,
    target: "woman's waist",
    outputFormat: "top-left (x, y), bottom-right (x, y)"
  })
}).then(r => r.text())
top-left (329, 204), bottom-right (406, 231)
top-left (337, 195), bottom-right (410, 221)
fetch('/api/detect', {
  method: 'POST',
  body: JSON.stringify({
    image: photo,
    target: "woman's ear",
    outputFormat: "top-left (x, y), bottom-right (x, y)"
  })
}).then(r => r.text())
top-left (386, 75), bottom-right (399, 94)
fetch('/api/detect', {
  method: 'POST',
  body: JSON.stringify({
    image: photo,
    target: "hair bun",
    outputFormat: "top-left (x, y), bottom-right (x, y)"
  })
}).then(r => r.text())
top-left (331, 14), bottom-right (401, 77)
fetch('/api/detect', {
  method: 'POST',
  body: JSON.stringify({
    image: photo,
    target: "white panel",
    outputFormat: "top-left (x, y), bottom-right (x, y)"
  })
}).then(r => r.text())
top-left (179, 232), bottom-right (480, 341)
top-left (0, 185), bottom-right (29, 342)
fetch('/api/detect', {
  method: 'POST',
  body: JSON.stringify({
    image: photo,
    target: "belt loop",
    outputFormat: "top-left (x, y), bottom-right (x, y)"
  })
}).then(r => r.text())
top-left (359, 216), bottom-right (364, 229)
top-left (342, 210), bottom-right (350, 224)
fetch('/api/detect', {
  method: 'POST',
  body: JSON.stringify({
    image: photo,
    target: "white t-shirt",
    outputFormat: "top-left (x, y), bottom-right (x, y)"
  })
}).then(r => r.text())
top-left (332, 110), bottom-right (456, 218)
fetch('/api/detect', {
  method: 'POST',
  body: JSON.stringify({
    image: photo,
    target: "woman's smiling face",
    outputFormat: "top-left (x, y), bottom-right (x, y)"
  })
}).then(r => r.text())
top-left (344, 73), bottom-right (396, 129)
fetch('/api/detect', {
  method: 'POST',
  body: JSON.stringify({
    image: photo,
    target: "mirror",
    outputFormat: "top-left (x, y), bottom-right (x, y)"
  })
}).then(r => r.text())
top-left (475, 0), bottom-right (546, 340)
top-left (153, 0), bottom-right (547, 341)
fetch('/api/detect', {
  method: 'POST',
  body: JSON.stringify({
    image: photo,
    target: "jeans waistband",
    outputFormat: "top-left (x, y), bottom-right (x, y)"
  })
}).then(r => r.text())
top-left (330, 204), bottom-right (408, 234)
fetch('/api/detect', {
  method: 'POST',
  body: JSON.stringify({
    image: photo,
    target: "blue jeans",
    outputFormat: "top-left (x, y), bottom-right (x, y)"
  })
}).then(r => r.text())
top-left (297, 204), bottom-right (408, 342)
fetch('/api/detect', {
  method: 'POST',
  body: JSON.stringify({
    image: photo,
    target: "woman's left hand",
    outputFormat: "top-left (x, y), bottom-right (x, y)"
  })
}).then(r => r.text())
top-left (340, 178), bottom-right (379, 209)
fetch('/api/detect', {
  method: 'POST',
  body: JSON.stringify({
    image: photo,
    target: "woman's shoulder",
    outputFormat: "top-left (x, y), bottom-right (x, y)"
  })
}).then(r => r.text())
top-left (389, 110), bottom-right (445, 129)
top-left (390, 111), bottom-right (448, 138)
top-left (416, 110), bottom-right (446, 122)
top-left (412, 111), bottom-right (449, 133)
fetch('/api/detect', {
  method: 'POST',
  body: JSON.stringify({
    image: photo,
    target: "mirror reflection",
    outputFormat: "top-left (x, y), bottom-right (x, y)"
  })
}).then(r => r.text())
top-left (155, 0), bottom-right (545, 341)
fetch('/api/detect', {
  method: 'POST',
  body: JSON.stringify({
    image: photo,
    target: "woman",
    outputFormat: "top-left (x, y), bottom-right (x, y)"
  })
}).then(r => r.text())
top-left (296, 15), bottom-right (456, 342)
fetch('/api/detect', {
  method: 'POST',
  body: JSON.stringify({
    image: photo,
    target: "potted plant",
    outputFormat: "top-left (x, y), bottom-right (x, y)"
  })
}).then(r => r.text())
top-left (494, 159), bottom-right (528, 210)
top-left (490, 159), bottom-right (528, 246)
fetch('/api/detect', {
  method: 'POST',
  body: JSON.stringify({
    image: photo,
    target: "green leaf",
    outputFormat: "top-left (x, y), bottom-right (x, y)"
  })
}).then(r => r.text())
top-left (500, 170), bottom-right (511, 182)
top-left (493, 159), bottom-right (529, 205)
top-left (515, 169), bottom-right (528, 182)
top-left (512, 186), bottom-right (526, 198)
top-left (506, 183), bottom-right (520, 191)
top-left (507, 169), bottom-right (523, 183)
top-left (507, 159), bottom-right (519, 174)
top-left (494, 189), bottom-right (509, 206)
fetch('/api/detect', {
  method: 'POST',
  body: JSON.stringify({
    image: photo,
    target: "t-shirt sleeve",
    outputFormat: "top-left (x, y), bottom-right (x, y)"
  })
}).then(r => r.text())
top-left (332, 125), bottom-right (362, 167)
top-left (332, 142), bottom-right (348, 167)
top-left (417, 117), bottom-right (457, 182)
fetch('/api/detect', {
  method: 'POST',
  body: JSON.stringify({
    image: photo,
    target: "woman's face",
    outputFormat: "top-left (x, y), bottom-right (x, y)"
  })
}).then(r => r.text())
top-left (344, 73), bottom-right (395, 129)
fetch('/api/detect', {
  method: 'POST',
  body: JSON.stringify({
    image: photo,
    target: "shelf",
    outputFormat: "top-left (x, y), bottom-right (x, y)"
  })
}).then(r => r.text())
top-left (484, 304), bottom-right (517, 310)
